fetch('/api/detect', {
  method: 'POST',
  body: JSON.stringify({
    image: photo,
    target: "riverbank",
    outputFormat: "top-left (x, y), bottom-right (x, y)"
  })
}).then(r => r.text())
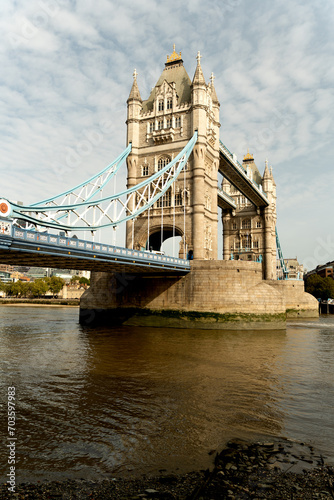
top-left (0, 298), bottom-right (79, 306)
top-left (1, 439), bottom-right (333, 499)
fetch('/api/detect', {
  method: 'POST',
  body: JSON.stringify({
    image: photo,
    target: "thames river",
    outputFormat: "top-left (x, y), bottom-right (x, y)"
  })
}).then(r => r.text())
top-left (1, 305), bottom-right (334, 483)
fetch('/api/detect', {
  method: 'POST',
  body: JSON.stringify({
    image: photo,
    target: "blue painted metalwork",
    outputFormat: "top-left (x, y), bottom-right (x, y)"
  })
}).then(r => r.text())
top-left (275, 226), bottom-right (289, 279)
top-left (2, 133), bottom-right (197, 232)
top-left (0, 218), bottom-right (190, 273)
top-left (32, 143), bottom-right (132, 207)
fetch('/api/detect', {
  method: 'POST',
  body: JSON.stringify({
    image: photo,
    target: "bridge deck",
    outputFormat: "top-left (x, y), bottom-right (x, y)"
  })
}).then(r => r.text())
top-left (0, 222), bottom-right (190, 275)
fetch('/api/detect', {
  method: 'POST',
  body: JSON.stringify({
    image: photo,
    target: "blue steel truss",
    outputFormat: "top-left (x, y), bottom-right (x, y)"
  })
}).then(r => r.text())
top-left (32, 143), bottom-right (132, 208)
top-left (275, 226), bottom-right (289, 279)
top-left (0, 133), bottom-right (197, 233)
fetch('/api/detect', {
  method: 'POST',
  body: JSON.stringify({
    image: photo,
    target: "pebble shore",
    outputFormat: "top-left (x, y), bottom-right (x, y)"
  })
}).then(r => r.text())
top-left (1, 438), bottom-right (334, 499)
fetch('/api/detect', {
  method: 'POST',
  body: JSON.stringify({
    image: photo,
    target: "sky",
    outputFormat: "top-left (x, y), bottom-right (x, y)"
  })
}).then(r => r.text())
top-left (0, 0), bottom-right (333, 270)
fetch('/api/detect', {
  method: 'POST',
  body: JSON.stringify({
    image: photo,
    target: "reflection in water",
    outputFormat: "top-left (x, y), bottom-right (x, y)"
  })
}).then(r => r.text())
top-left (0, 306), bottom-right (333, 482)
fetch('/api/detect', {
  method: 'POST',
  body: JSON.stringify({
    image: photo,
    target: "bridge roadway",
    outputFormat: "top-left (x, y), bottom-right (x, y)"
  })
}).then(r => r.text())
top-left (219, 140), bottom-right (269, 208)
top-left (0, 220), bottom-right (190, 275)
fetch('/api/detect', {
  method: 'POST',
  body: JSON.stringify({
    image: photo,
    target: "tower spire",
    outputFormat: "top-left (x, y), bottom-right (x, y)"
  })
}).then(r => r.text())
top-left (263, 158), bottom-right (270, 178)
top-left (192, 50), bottom-right (206, 85)
top-left (128, 68), bottom-right (142, 101)
top-left (209, 71), bottom-right (219, 105)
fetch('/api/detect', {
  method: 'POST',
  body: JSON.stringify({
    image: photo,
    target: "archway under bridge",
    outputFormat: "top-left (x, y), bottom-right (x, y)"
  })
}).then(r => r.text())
top-left (145, 226), bottom-right (185, 257)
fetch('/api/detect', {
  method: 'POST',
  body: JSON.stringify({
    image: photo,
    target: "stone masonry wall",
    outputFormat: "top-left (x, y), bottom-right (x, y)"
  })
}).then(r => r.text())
top-left (81, 260), bottom-right (318, 329)
top-left (268, 280), bottom-right (319, 318)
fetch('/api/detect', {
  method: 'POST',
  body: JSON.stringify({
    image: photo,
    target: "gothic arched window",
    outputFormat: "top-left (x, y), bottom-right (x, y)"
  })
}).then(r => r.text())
top-left (158, 157), bottom-right (170, 171)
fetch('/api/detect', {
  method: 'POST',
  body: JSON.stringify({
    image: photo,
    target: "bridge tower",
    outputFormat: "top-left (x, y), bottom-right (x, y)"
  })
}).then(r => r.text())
top-left (221, 153), bottom-right (277, 280)
top-left (126, 46), bottom-right (220, 259)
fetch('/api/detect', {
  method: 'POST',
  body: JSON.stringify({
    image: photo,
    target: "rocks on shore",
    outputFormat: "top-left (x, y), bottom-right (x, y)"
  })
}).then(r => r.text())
top-left (1, 438), bottom-right (334, 499)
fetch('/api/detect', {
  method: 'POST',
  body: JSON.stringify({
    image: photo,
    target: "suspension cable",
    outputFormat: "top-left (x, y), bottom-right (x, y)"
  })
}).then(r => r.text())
top-left (132, 218), bottom-right (134, 250)
top-left (183, 162), bottom-right (186, 259)
top-left (147, 208), bottom-right (150, 251)
top-left (173, 184), bottom-right (176, 257)
top-left (161, 193), bottom-right (164, 251)
top-left (98, 188), bottom-right (102, 243)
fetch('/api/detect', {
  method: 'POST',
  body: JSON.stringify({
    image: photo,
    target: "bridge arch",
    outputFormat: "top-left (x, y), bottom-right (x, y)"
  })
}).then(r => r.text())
top-left (135, 223), bottom-right (186, 257)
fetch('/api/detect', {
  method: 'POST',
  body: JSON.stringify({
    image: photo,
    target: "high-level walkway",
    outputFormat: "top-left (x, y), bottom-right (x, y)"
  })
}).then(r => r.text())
top-left (219, 140), bottom-right (269, 207)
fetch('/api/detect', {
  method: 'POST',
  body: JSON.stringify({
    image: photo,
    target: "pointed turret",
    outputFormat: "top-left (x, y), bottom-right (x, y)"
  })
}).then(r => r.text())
top-left (262, 158), bottom-right (276, 208)
top-left (127, 69), bottom-right (142, 153)
top-left (242, 150), bottom-right (262, 185)
top-left (209, 72), bottom-right (219, 105)
top-left (263, 158), bottom-right (270, 179)
top-left (128, 69), bottom-right (142, 102)
top-left (192, 51), bottom-right (206, 85)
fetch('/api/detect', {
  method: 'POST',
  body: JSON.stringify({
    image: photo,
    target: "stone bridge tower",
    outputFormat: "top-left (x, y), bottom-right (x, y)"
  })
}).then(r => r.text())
top-left (221, 152), bottom-right (277, 279)
top-left (126, 46), bottom-right (220, 260)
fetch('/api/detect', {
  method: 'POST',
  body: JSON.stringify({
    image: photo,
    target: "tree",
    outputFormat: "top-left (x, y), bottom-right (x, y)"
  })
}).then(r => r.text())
top-left (30, 278), bottom-right (49, 298)
top-left (71, 275), bottom-right (80, 284)
top-left (305, 274), bottom-right (334, 300)
top-left (79, 277), bottom-right (90, 286)
top-left (8, 281), bottom-right (23, 297)
top-left (21, 282), bottom-right (32, 298)
top-left (49, 276), bottom-right (65, 297)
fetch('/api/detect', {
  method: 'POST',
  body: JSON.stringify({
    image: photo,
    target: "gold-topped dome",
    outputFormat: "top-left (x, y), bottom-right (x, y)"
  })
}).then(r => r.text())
top-left (243, 149), bottom-right (254, 161)
top-left (166, 44), bottom-right (182, 64)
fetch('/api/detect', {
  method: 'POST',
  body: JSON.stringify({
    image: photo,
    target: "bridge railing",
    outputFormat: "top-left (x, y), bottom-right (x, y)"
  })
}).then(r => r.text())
top-left (5, 221), bottom-right (190, 269)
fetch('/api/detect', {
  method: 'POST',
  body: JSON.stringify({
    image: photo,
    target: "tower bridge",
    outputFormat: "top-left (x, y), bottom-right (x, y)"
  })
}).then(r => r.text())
top-left (0, 46), bottom-right (318, 327)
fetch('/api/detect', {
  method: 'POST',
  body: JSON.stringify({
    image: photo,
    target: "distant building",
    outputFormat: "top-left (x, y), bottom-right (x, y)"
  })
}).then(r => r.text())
top-left (26, 267), bottom-right (48, 280)
top-left (0, 271), bottom-right (11, 281)
top-left (0, 264), bottom-right (14, 272)
top-left (305, 262), bottom-right (334, 280)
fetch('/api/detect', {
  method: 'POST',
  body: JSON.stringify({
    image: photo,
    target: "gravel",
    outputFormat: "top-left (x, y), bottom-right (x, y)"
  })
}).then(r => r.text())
top-left (1, 438), bottom-right (334, 499)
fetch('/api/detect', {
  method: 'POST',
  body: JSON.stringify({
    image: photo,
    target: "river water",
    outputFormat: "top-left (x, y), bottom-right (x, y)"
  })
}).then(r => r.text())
top-left (1, 305), bottom-right (334, 483)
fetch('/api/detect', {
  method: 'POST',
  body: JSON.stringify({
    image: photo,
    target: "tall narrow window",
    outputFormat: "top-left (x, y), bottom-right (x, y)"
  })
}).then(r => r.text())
top-left (174, 192), bottom-right (182, 206)
top-left (158, 120), bottom-right (163, 130)
top-left (158, 157), bottom-right (169, 170)
top-left (158, 100), bottom-right (164, 111)
top-left (157, 189), bottom-right (171, 207)
top-left (149, 122), bottom-right (154, 133)
top-left (142, 165), bottom-right (149, 176)
top-left (175, 116), bottom-right (181, 128)
top-left (166, 118), bottom-right (172, 128)
top-left (166, 98), bottom-right (172, 110)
